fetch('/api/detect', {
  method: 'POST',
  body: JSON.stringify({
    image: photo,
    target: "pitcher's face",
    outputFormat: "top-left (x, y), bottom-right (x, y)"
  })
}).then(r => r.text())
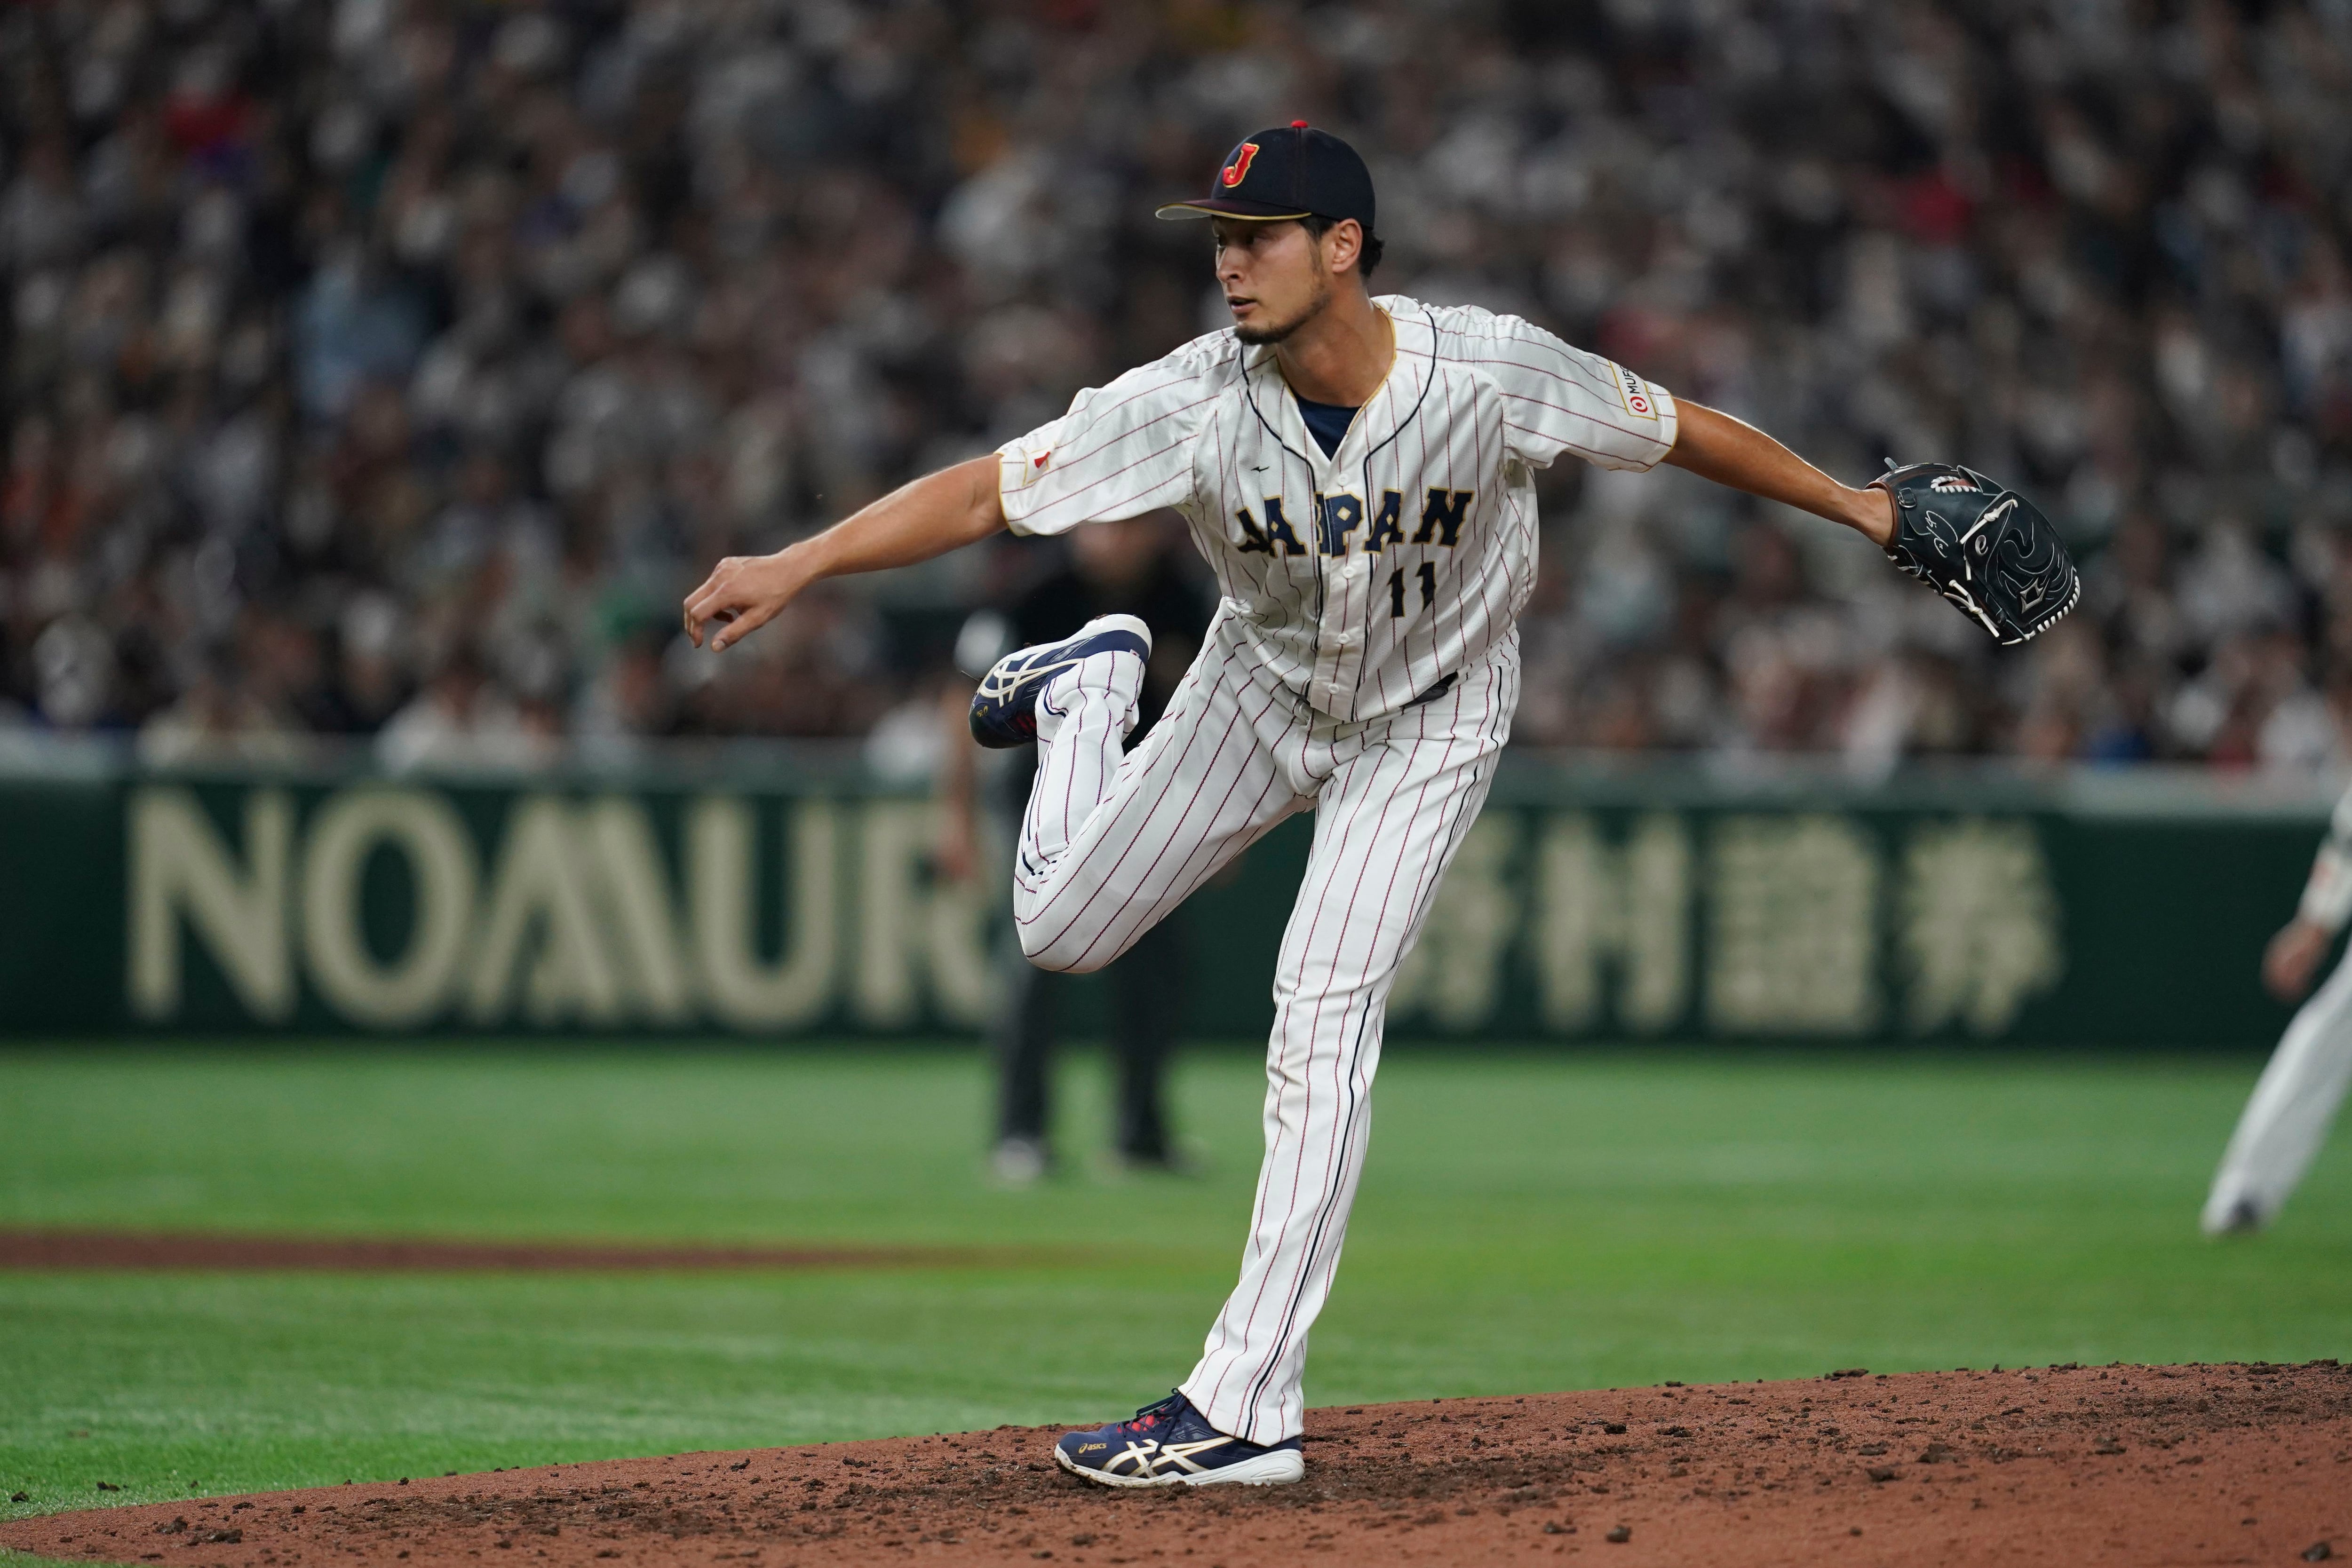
top-left (1213, 218), bottom-right (1336, 346)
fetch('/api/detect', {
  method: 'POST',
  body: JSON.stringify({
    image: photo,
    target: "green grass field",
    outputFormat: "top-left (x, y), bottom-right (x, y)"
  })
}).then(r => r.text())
top-left (2, 1043), bottom-right (2348, 1528)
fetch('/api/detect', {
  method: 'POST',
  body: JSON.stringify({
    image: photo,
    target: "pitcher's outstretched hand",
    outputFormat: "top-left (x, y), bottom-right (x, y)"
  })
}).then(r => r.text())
top-left (683, 455), bottom-right (1007, 653)
top-left (683, 554), bottom-right (800, 652)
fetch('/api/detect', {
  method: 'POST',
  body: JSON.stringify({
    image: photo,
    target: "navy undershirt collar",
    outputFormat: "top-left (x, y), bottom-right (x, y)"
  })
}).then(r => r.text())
top-left (1294, 396), bottom-right (1359, 458)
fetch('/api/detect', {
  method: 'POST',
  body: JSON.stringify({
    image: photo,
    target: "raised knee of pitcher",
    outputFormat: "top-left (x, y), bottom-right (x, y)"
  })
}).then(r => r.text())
top-left (1016, 923), bottom-right (1105, 974)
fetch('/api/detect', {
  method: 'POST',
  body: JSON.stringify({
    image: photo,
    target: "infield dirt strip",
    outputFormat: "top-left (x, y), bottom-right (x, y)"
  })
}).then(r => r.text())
top-left (6, 1366), bottom-right (2348, 1568)
top-left (0, 1234), bottom-right (1061, 1273)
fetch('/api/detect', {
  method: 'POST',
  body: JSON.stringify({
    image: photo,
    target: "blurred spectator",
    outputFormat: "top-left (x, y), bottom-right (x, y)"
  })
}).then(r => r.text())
top-left (375, 642), bottom-right (552, 773)
top-left (136, 643), bottom-right (299, 765)
top-left (1, 0), bottom-right (2351, 774)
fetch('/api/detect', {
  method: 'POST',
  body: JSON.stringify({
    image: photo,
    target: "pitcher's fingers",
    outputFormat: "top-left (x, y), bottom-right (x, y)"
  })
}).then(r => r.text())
top-left (708, 597), bottom-right (780, 652)
top-left (682, 575), bottom-right (730, 626)
top-left (685, 601), bottom-right (742, 649)
top-left (682, 576), bottom-right (742, 646)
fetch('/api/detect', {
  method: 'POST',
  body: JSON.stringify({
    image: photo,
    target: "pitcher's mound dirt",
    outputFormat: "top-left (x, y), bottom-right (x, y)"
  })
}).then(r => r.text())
top-left (6, 1363), bottom-right (2347, 1567)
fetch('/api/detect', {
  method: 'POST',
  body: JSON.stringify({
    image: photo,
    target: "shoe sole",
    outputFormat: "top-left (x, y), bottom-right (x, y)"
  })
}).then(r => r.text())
top-left (1052, 1444), bottom-right (1303, 1489)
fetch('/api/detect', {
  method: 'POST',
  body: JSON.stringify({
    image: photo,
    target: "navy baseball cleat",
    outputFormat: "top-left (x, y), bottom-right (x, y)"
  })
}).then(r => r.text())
top-left (968, 613), bottom-right (1152, 749)
top-left (1053, 1391), bottom-right (1303, 1488)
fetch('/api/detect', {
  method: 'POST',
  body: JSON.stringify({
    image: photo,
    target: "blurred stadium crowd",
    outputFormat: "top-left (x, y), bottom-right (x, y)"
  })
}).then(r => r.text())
top-left (4, 0), bottom-right (2352, 772)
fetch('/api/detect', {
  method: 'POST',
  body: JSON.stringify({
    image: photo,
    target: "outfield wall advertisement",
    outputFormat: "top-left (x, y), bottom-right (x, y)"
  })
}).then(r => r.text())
top-left (0, 752), bottom-right (2327, 1045)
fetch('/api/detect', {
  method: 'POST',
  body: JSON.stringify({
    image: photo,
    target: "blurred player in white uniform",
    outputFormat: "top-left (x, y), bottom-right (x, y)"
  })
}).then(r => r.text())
top-left (685, 123), bottom-right (2072, 1487)
top-left (2202, 786), bottom-right (2352, 1235)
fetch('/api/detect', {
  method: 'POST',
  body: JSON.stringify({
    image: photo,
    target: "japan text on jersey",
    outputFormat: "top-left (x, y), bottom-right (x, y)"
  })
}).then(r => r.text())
top-left (997, 297), bottom-right (1678, 722)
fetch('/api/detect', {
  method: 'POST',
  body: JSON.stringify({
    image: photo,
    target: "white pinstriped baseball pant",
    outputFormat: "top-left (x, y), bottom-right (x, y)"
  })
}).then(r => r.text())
top-left (1014, 612), bottom-right (1517, 1446)
top-left (2203, 939), bottom-right (2352, 1232)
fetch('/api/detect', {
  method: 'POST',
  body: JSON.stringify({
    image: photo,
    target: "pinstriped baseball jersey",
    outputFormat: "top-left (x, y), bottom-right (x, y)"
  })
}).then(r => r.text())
top-left (995, 295), bottom-right (1678, 721)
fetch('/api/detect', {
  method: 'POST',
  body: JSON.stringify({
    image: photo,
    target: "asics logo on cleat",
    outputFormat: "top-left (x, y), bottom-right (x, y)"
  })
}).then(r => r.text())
top-left (1098, 1437), bottom-right (1236, 1478)
top-left (1054, 1391), bottom-right (1304, 1488)
top-left (968, 615), bottom-right (1152, 749)
top-left (976, 648), bottom-right (1087, 705)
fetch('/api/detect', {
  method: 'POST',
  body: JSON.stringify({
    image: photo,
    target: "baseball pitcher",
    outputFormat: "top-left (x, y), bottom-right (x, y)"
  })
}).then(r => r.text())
top-left (2202, 783), bottom-right (2352, 1235)
top-left (683, 124), bottom-right (2078, 1488)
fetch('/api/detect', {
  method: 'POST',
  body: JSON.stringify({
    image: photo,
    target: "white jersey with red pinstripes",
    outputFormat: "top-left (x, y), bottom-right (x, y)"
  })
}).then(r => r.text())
top-left (995, 295), bottom-right (1678, 722)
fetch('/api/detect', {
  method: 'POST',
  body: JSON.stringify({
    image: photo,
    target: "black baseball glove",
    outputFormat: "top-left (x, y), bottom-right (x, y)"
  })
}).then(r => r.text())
top-left (1875, 462), bottom-right (2080, 645)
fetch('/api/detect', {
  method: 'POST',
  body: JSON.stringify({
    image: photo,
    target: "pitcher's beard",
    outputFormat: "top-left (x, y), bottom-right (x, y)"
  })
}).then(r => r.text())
top-left (1233, 277), bottom-right (1332, 345)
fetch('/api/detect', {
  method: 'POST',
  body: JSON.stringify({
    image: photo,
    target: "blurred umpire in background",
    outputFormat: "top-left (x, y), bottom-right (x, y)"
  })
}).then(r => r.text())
top-left (938, 516), bottom-right (1211, 1184)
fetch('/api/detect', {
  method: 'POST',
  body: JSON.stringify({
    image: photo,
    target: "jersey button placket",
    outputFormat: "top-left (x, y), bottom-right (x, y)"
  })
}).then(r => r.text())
top-left (1318, 553), bottom-right (1367, 713)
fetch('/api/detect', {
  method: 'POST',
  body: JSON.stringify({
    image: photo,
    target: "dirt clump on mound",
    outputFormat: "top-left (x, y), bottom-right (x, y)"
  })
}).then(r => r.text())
top-left (6, 1362), bottom-right (2347, 1567)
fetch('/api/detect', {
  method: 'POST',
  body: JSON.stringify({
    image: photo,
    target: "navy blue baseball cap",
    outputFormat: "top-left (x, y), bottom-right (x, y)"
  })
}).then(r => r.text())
top-left (1155, 121), bottom-right (1376, 233)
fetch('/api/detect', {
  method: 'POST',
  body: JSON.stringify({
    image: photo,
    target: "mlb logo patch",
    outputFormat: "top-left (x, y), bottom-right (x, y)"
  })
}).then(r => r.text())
top-left (1613, 363), bottom-right (1658, 421)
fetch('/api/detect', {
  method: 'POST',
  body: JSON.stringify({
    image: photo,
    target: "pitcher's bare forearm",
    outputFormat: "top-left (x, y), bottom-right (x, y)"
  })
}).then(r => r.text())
top-left (684, 455), bottom-right (1006, 650)
top-left (1664, 401), bottom-right (1894, 547)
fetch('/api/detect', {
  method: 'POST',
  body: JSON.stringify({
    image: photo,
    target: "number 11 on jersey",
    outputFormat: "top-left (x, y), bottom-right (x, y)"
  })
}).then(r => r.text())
top-left (1388, 561), bottom-right (1435, 618)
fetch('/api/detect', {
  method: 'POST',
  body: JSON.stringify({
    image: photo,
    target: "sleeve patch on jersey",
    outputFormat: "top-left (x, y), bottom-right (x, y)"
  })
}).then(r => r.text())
top-left (1612, 362), bottom-right (1660, 422)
